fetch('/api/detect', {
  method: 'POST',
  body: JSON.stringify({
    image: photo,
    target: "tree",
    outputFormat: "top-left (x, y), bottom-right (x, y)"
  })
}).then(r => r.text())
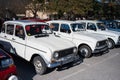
top-left (26, 0), bottom-right (45, 18)
top-left (98, 0), bottom-right (120, 19)
top-left (47, 0), bottom-right (93, 19)
top-left (0, 0), bottom-right (30, 19)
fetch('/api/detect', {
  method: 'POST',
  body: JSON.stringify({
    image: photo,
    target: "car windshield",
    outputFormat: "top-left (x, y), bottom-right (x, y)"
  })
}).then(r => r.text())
top-left (25, 24), bottom-right (49, 37)
top-left (97, 23), bottom-right (106, 30)
top-left (71, 23), bottom-right (85, 32)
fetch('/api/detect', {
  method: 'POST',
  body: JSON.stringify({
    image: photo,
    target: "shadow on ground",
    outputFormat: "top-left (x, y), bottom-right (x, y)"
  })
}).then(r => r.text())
top-left (10, 54), bottom-right (36, 80)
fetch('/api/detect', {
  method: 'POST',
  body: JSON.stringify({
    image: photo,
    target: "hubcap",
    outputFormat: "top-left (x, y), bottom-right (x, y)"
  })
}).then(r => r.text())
top-left (80, 48), bottom-right (88, 57)
top-left (8, 75), bottom-right (18, 80)
top-left (108, 41), bottom-right (112, 48)
top-left (34, 60), bottom-right (42, 72)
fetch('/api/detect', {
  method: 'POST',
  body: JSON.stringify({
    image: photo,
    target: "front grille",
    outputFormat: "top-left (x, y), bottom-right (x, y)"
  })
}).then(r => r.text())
top-left (58, 48), bottom-right (74, 59)
top-left (98, 40), bottom-right (107, 46)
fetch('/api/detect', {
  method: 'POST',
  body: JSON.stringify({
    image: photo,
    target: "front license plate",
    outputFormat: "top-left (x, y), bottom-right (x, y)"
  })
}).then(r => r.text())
top-left (62, 56), bottom-right (74, 65)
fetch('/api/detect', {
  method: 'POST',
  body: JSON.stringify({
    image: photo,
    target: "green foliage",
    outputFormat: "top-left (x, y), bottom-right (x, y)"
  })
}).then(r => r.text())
top-left (47, 0), bottom-right (93, 16)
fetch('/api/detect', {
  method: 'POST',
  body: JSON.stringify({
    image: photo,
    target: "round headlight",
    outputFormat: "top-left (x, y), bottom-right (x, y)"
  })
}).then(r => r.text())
top-left (73, 48), bottom-right (77, 53)
top-left (53, 52), bottom-right (59, 59)
top-left (96, 42), bottom-right (100, 47)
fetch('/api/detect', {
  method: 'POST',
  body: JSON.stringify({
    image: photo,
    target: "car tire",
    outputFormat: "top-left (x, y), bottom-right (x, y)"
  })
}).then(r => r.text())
top-left (8, 75), bottom-right (18, 80)
top-left (79, 45), bottom-right (92, 58)
top-left (33, 56), bottom-right (47, 75)
top-left (108, 39), bottom-right (115, 49)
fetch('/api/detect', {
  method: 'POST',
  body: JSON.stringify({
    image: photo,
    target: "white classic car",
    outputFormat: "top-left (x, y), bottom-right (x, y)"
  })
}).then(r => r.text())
top-left (0, 20), bottom-right (78, 75)
top-left (76, 20), bottom-right (120, 49)
top-left (46, 20), bottom-right (108, 58)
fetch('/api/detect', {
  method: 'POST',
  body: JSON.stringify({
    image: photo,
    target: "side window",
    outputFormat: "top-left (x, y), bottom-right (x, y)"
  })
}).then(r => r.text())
top-left (51, 23), bottom-right (59, 31)
top-left (117, 22), bottom-right (120, 29)
top-left (1, 24), bottom-right (5, 33)
top-left (87, 23), bottom-right (96, 31)
top-left (112, 22), bottom-right (117, 29)
top-left (15, 25), bottom-right (25, 39)
top-left (6, 24), bottom-right (14, 35)
top-left (60, 24), bottom-right (71, 33)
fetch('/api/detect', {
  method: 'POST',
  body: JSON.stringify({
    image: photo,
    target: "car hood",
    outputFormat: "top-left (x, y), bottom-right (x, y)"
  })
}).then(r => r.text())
top-left (97, 30), bottom-right (120, 37)
top-left (74, 31), bottom-right (107, 41)
top-left (27, 35), bottom-right (75, 52)
top-left (107, 28), bottom-right (120, 32)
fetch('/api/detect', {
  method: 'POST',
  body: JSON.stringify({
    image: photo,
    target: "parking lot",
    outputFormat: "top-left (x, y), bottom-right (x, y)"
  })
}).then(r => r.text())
top-left (11, 46), bottom-right (120, 80)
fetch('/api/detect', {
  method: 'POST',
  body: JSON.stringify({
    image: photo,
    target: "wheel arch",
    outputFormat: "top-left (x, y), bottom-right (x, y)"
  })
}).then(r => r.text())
top-left (78, 43), bottom-right (92, 52)
top-left (30, 53), bottom-right (48, 65)
top-left (108, 38), bottom-right (115, 49)
top-left (108, 38), bottom-right (115, 43)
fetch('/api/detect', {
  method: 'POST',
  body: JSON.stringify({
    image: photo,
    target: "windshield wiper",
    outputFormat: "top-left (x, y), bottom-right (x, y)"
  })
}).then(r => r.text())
top-left (35, 33), bottom-right (49, 38)
top-left (76, 29), bottom-right (85, 31)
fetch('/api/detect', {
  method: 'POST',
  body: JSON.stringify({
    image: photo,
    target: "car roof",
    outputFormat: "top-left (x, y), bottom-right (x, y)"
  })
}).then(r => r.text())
top-left (4, 20), bottom-right (47, 26)
top-left (76, 20), bottom-right (103, 23)
top-left (47, 20), bottom-right (76, 24)
top-left (114, 20), bottom-right (120, 22)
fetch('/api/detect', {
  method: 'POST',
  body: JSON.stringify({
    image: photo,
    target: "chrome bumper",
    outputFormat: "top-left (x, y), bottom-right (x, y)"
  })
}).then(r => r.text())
top-left (93, 45), bottom-right (108, 53)
top-left (47, 54), bottom-right (79, 68)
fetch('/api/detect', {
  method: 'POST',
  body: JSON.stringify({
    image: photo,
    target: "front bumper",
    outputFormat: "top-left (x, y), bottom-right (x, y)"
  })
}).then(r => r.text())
top-left (47, 54), bottom-right (79, 68)
top-left (93, 45), bottom-right (108, 53)
top-left (116, 41), bottom-right (120, 45)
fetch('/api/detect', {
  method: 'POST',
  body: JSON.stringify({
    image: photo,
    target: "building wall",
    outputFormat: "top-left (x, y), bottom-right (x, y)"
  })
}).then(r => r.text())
top-left (26, 10), bottom-right (49, 19)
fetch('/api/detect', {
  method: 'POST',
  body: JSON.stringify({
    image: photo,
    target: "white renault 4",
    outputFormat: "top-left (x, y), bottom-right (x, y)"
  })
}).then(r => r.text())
top-left (76, 20), bottom-right (120, 49)
top-left (46, 20), bottom-right (108, 58)
top-left (0, 20), bottom-right (78, 75)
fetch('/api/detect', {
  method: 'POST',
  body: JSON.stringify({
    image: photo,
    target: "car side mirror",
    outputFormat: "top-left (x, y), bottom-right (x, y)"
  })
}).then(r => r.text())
top-left (68, 30), bottom-right (71, 33)
top-left (19, 35), bottom-right (25, 40)
top-left (91, 28), bottom-right (96, 31)
top-left (94, 28), bottom-right (97, 31)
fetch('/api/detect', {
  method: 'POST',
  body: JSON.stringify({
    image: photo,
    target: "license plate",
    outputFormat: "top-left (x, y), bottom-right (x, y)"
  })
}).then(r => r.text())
top-left (62, 55), bottom-right (74, 65)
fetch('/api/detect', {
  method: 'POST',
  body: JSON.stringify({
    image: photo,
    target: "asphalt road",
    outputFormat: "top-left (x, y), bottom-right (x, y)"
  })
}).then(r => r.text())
top-left (11, 46), bottom-right (120, 80)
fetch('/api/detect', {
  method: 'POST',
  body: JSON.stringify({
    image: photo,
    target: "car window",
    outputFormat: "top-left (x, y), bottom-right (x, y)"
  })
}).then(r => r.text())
top-left (6, 24), bottom-right (14, 35)
top-left (97, 23), bottom-right (106, 30)
top-left (87, 23), bottom-right (96, 31)
top-left (1, 24), bottom-right (5, 33)
top-left (15, 25), bottom-right (25, 38)
top-left (25, 24), bottom-right (48, 36)
top-left (116, 22), bottom-right (120, 29)
top-left (60, 24), bottom-right (71, 33)
top-left (71, 23), bottom-right (85, 32)
top-left (51, 23), bottom-right (59, 31)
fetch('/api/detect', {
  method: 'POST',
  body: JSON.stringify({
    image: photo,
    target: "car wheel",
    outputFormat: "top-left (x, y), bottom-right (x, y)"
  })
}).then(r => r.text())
top-left (108, 39), bottom-right (115, 49)
top-left (79, 45), bottom-right (92, 58)
top-left (8, 75), bottom-right (18, 80)
top-left (33, 56), bottom-right (47, 75)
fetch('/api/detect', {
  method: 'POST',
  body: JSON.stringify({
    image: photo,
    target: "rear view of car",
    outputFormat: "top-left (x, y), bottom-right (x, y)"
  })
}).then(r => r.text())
top-left (0, 48), bottom-right (18, 80)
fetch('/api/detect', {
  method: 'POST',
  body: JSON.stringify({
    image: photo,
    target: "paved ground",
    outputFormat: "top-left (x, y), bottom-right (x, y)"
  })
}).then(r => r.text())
top-left (11, 46), bottom-right (120, 80)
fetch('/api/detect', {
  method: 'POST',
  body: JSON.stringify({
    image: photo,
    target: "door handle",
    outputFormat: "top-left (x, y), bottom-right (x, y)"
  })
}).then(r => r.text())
top-left (4, 36), bottom-right (7, 38)
top-left (12, 38), bottom-right (15, 40)
top-left (54, 33), bottom-right (60, 37)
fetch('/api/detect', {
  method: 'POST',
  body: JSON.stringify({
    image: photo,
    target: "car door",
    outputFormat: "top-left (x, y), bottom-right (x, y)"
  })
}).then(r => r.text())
top-left (86, 22), bottom-right (97, 33)
top-left (12, 25), bottom-right (26, 58)
top-left (0, 24), bottom-right (15, 53)
top-left (58, 23), bottom-right (73, 41)
top-left (49, 23), bottom-right (60, 36)
top-left (0, 24), bottom-right (7, 42)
